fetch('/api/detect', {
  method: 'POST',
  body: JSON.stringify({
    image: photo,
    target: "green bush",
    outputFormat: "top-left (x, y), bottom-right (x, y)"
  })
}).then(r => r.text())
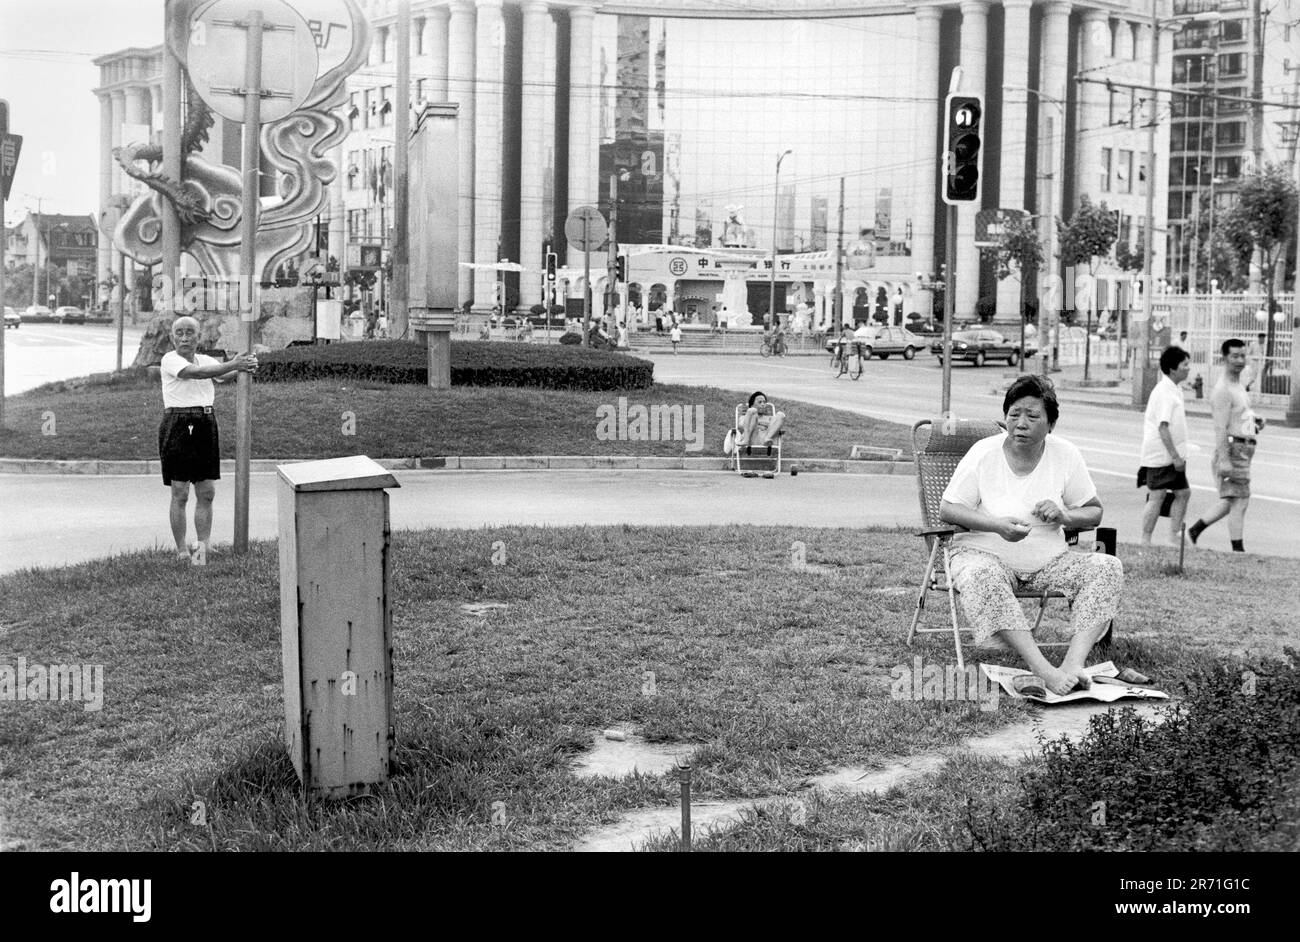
top-left (256, 340), bottom-right (653, 390)
top-left (965, 650), bottom-right (1300, 851)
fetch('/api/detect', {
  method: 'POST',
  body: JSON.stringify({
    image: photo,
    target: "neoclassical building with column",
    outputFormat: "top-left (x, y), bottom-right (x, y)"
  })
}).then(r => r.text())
top-left (95, 0), bottom-right (1174, 321)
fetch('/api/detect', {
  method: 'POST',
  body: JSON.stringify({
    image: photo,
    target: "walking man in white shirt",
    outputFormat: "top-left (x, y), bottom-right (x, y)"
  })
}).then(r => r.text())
top-left (1138, 346), bottom-right (1191, 546)
top-left (158, 316), bottom-right (259, 562)
top-left (1188, 338), bottom-right (1262, 552)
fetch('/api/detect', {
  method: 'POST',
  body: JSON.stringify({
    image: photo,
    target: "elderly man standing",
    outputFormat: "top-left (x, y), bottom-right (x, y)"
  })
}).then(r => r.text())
top-left (158, 316), bottom-right (258, 562)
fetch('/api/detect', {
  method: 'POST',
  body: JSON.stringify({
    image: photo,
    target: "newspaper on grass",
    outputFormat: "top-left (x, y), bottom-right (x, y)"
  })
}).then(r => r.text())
top-left (980, 661), bottom-right (1169, 705)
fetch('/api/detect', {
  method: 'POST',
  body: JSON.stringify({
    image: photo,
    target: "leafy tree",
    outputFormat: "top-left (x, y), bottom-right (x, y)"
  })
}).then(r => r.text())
top-left (1220, 163), bottom-right (1299, 379)
top-left (979, 210), bottom-right (1044, 332)
top-left (1114, 241), bottom-right (1143, 274)
top-left (1058, 195), bottom-right (1118, 380)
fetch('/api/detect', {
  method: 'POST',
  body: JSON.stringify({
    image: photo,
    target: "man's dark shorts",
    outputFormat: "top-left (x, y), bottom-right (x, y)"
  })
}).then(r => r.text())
top-left (159, 408), bottom-right (220, 486)
top-left (1136, 464), bottom-right (1189, 492)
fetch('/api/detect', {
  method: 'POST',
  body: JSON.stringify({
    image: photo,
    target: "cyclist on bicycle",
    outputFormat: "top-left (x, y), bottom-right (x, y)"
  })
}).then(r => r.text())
top-left (833, 324), bottom-right (854, 373)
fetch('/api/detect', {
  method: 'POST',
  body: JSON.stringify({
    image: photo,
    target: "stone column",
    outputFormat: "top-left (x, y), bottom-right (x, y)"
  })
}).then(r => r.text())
top-left (1076, 8), bottom-right (1111, 202)
top-left (567, 2), bottom-right (597, 271)
top-left (1115, 18), bottom-right (1134, 60)
top-left (110, 91), bottom-right (125, 196)
top-left (98, 93), bottom-right (114, 291)
top-left (125, 86), bottom-right (149, 126)
top-left (473, 0), bottom-right (506, 309)
top-left (956, 0), bottom-right (989, 320)
top-left (997, 0), bottom-right (1033, 320)
top-left (519, 1), bottom-right (550, 305)
top-left (447, 0), bottom-right (476, 303)
top-left (911, 5), bottom-right (942, 321)
top-left (425, 5), bottom-right (449, 101)
top-left (1039, 1), bottom-right (1072, 307)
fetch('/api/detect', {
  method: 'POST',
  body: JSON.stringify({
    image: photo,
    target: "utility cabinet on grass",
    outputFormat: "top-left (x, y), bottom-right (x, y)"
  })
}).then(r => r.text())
top-left (277, 455), bottom-right (400, 798)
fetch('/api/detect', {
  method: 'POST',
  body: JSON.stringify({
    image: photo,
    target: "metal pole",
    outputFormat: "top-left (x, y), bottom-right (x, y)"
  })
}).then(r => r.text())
top-left (769, 150), bottom-right (791, 327)
top-left (941, 202), bottom-right (956, 414)
top-left (392, 0), bottom-right (410, 339)
top-left (234, 9), bottom-right (265, 555)
top-left (607, 174), bottom-right (618, 326)
top-left (31, 196), bottom-right (40, 311)
top-left (162, 1), bottom-right (183, 314)
top-left (0, 171), bottom-right (6, 427)
top-left (582, 217), bottom-right (591, 346)
top-left (1136, 6), bottom-right (1160, 405)
top-left (834, 176), bottom-right (844, 332)
top-left (117, 249), bottom-right (126, 371)
top-left (679, 763), bottom-right (692, 852)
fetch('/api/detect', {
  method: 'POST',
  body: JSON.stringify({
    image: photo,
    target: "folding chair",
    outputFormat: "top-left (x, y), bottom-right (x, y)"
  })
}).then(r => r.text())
top-left (906, 418), bottom-right (1115, 670)
top-left (731, 402), bottom-right (782, 475)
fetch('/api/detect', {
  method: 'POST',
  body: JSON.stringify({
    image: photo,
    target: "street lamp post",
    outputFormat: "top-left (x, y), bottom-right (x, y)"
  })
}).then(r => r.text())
top-left (769, 149), bottom-right (792, 326)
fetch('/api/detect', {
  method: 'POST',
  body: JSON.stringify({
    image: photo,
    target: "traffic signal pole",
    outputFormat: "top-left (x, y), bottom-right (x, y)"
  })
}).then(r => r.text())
top-left (939, 76), bottom-right (984, 416)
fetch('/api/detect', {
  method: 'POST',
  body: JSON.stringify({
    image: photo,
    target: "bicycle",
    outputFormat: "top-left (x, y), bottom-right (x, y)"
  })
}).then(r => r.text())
top-left (760, 333), bottom-right (788, 358)
top-left (829, 340), bottom-right (863, 379)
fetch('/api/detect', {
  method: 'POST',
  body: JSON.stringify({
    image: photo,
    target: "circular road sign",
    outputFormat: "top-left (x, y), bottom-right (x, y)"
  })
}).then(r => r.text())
top-left (565, 205), bottom-right (607, 252)
top-left (188, 0), bottom-right (319, 124)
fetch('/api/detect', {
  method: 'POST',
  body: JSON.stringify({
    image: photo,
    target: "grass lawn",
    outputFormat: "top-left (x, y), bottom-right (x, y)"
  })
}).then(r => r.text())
top-left (0, 376), bottom-right (909, 461)
top-left (1, 527), bottom-right (1294, 851)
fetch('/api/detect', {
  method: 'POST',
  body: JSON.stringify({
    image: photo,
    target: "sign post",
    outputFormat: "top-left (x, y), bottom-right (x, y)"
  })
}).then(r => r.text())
top-left (187, 0), bottom-right (318, 554)
top-left (565, 205), bottom-right (606, 347)
top-left (0, 99), bottom-right (20, 429)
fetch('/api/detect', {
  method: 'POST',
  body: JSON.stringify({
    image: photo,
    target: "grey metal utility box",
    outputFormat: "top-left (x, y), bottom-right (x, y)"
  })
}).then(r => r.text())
top-left (277, 456), bottom-right (400, 798)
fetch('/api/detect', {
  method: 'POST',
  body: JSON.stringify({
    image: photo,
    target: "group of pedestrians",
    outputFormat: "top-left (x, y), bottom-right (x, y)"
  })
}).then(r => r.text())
top-left (1138, 337), bottom-right (1262, 552)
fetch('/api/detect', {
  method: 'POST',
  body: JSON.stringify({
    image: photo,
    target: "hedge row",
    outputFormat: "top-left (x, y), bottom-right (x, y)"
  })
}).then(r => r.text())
top-left (966, 651), bottom-right (1300, 851)
top-left (256, 340), bottom-right (654, 390)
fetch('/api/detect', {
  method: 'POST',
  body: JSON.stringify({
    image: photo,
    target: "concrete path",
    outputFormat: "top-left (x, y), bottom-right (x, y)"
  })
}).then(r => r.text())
top-left (572, 700), bottom-right (1169, 851)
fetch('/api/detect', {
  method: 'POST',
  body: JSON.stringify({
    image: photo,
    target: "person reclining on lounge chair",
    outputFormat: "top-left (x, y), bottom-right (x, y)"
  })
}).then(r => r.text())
top-left (735, 390), bottom-right (786, 455)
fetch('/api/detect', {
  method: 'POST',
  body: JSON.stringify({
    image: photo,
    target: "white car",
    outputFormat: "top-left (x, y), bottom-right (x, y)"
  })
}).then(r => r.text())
top-left (24, 305), bottom-right (53, 319)
top-left (3, 306), bottom-right (19, 329)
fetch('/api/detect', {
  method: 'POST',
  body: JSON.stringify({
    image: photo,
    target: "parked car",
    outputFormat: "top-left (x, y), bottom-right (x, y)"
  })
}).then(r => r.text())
top-left (826, 325), bottom-right (926, 360)
top-left (53, 306), bottom-right (86, 324)
top-left (931, 329), bottom-right (1032, 367)
top-left (24, 305), bottom-right (53, 319)
top-left (4, 306), bottom-right (19, 329)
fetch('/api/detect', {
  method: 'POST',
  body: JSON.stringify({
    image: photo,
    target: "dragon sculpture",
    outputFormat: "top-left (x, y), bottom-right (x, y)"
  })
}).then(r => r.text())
top-left (112, 0), bottom-right (370, 284)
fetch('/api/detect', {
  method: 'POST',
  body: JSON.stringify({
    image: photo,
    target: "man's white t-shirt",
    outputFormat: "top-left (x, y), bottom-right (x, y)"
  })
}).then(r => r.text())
top-left (160, 351), bottom-right (218, 408)
top-left (943, 433), bottom-right (1099, 572)
top-left (670, 326), bottom-right (682, 342)
top-left (1140, 374), bottom-right (1188, 467)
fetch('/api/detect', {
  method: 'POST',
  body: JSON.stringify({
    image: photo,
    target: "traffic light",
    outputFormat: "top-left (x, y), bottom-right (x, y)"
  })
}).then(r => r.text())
top-left (942, 93), bottom-right (984, 205)
top-left (545, 251), bottom-right (557, 282)
top-left (614, 255), bottom-right (626, 283)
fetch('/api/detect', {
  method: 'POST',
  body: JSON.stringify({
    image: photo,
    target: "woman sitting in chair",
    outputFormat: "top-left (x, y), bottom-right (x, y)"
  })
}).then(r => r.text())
top-left (736, 390), bottom-right (786, 455)
top-left (939, 374), bottom-right (1123, 696)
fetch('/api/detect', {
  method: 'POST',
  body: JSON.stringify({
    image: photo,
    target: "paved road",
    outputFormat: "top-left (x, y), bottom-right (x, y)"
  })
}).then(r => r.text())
top-left (2, 347), bottom-right (1297, 573)
top-left (3, 321), bottom-right (146, 395)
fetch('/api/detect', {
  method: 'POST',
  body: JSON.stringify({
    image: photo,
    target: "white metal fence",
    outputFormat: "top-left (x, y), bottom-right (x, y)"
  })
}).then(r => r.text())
top-left (1160, 293), bottom-right (1295, 403)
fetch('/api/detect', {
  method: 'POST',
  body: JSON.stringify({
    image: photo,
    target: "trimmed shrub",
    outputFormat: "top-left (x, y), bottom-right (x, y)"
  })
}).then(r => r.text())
top-left (256, 339), bottom-right (653, 390)
top-left (965, 650), bottom-right (1300, 851)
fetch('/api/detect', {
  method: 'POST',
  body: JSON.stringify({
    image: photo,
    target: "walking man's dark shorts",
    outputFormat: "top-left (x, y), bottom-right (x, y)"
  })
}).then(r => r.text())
top-left (159, 407), bottom-right (221, 485)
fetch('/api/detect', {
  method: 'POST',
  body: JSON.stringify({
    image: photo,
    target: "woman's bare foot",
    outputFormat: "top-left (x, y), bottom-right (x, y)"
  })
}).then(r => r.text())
top-left (1042, 667), bottom-right (1080, 697)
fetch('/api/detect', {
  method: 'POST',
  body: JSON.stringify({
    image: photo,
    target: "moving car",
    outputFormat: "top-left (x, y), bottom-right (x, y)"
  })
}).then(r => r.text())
top-left (824, 324), bottom-right (926, 360)
top-left (4, 306), bottom-right (19, 329)
top-left (931, 329), bottom-right (1032, 367)
top-left (24, 305), bottom-right (53, 319)
top-left (53, 306), bottom-right (86, 324)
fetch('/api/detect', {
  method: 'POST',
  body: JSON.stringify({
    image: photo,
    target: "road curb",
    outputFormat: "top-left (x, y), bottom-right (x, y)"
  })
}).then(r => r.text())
top-left (0, 455), bottom-right (915, 476)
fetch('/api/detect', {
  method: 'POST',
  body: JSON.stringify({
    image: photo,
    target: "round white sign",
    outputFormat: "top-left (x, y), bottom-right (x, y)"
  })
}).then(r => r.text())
top-left (188, 0), bottom-right (319, 124)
